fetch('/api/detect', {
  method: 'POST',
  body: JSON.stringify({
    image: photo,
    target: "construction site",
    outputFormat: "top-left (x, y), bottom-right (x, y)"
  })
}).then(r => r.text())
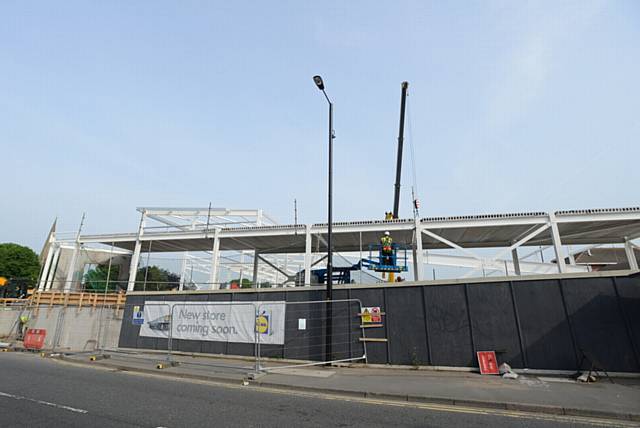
top-left (2, 81), bottom-right (639, 379)
top-left (4, 2), bottom-right (640, 425)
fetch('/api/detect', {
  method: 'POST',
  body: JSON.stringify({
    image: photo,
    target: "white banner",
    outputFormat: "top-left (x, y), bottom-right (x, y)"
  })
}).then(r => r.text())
top-left (139, 301), bottom-right (285, 345)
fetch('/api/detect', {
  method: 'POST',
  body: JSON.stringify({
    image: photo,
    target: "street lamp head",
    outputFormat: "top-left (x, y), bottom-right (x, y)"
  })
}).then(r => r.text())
top-left (313, 75), bottom-right (325, 90)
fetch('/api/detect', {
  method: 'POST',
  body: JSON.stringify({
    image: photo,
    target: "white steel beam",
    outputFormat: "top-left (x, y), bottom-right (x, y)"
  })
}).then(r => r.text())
top-left (512, 249), bottom-right (521, 276)
top-left (238, 251), bottom-right (245, 287)
top-left (209, 229), bottom-right (220, 289)
top-left (179, 253), bottom-right (188, 291)
top-left (520, 246), bottom-right (551, 261)
top-left (422, 252), bottom-right (587, 274)
top-left (63, 213), bottom-right (85, 292)
top-left (492, 223), bottom-right (550, 261)
top-left (553, 210), bottom-right (640, 223)
top-left (138, 207), bottom-right (263, 218)
top-left (625, 239), bottom-right (639, 270)
top-left (63, 244), bottom-right (79, 292)
top-left (38, 244), bottom-right (56, 291)
top-left (311, 254), bottom-right (328, 267)
top-left (79, 233), bottom-right (138, 244)
top-left (127, 211), bottom-right (146, 291)
top-left (147, 215), bottom-right (195, 232)
top-left (421, 229), bottom-right (479, 259)
top-left (253, 251), bottom-right (259, 287)
top-left (413, 220), bottom-right (424, 281)
top-left (304, 225), bottom-right (312, 286)
top-left (567, 246), bottom-right (577, 266)
top-left (45, 245), bottom-right (61, 291)
top-left (257, 255), bottom-right (290, 278)
top-left (549, 213), bottom-right (567, 273)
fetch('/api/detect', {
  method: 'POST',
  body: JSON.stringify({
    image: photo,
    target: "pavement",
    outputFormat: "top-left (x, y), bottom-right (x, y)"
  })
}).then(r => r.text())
top-left (40, 349), bottom-right (640, 424)
top-left (1, 352), bottom-right (622, 428)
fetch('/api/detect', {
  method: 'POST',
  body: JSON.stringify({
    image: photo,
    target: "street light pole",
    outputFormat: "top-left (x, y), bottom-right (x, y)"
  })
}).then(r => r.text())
top-left (327, 99), bottom-right (333, 301)
top-left (313, 75), bottom-right (334, 364)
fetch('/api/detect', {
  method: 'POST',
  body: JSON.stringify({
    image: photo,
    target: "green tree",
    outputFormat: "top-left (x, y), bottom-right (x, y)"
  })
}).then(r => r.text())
top-left (0, 243), bottom-right (41, 288)
top-left (83, 264), bottom-right (121, 292)
top-left (135, 265), bottom-right (180, 291)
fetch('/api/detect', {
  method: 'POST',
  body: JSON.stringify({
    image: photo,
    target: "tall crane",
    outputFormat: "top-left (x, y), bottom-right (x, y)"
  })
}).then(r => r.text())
top-left (392, 81), bottom-right (409, 219)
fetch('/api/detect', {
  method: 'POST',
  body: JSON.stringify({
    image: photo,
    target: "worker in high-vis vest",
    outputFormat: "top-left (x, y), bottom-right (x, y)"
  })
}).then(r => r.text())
top-left (380, 231), bottom-right (393, 265)
top-left (18, 314), bottom-right (29, 340)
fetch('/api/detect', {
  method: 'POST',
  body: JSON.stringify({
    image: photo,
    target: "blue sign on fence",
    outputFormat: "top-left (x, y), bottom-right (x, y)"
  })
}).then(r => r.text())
top-left (132, 306), bottom-right (144, 326)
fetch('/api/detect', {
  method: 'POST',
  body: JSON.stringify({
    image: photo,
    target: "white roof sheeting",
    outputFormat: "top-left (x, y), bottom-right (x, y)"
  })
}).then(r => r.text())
top-left (77, 207), bottom-right (640, 254)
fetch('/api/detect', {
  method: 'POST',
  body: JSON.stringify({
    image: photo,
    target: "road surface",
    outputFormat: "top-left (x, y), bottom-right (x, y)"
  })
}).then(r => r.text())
top-left (0, 353), bottom-right (626, 427)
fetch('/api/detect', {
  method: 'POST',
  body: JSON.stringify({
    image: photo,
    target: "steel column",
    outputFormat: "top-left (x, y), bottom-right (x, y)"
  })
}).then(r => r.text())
top-left (179, 253), bottom-right (188, 291)
top-left (625, 239), bottom-right (638, 270)
top-left (63, 213), bottom-right (85, 292)
top-left (413, 220), bottom-right (424, 281)
top-left (126, 241), bottom-right (142, 291)
top-left (549, 214), bottom-right (567, 273)
top-left (304, 225), bottom-right (312, 286)
top-left (127, 211), bottom-right (146, 291)
top-left (511, 248), bottom-right (521, 276)
top-left (37, 244), bottom-right (56, 291)
top-left (45, 245), bottom-right (61, 291)
top-left (209, 229), bottom-right (220, 289)
top-left (63, 244), bottom-right (80, 292)
top-left (253, 251), bottom-right (259, 288)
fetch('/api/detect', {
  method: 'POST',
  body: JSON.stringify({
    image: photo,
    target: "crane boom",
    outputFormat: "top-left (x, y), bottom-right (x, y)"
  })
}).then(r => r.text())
top-left (392, 81), bottom-right (409, 219)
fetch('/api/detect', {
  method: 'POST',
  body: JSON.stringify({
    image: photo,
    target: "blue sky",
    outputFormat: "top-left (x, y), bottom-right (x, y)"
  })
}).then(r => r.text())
top-left (1, 0), bottom-right (639, 250)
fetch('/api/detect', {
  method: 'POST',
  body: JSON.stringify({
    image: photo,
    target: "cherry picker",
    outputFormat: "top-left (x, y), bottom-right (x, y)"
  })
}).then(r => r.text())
top-left (366, 81), bottom-right (412, 282)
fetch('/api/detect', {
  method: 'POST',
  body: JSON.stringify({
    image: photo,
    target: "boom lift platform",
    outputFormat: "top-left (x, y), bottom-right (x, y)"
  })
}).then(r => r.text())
top-left (364, 244), bottom-right (409, 274)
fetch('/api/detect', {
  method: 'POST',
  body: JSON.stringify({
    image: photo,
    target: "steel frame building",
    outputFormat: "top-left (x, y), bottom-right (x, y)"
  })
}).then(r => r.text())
top-left (37, 206), bottom-right (640, 292)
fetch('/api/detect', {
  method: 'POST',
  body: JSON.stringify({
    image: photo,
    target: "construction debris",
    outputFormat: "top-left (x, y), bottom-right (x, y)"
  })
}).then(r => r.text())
top-left (499, 363), bottom-right (519, 379)
top-left (577, 372), bottom-right (597, 383)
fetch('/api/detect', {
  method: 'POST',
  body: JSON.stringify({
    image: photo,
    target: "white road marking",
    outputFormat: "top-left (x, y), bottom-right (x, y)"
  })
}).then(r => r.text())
top-left (0, 391), bottom-right (88, 414)
top-left (54, 358), bottom-right (636, 427)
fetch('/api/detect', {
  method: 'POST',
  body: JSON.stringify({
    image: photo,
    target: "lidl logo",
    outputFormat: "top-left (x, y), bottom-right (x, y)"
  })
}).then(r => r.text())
top-left (255, 311), bottom-right (270, 335)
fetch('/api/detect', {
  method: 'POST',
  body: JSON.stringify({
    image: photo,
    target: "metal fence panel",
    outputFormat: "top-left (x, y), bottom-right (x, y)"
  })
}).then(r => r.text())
top-left (115, 301), bottom-right (260, 372)
top-left (0, 306), bottom-right (26, 341)
top-left (257, 299), bottom-right (366, 372)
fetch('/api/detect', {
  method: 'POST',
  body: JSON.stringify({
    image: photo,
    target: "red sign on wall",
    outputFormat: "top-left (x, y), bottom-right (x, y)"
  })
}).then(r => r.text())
top-left (477, 351), bottom-right (499, 375)
top-left (23, 329), bottom-right (47, 350)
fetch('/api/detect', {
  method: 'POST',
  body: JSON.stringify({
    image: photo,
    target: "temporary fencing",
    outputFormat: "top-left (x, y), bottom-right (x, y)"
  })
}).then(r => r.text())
top-left (90, 304), bottom-right (125, 357)
top-left (256, 299), bottom-right (366, 372)
top-left (0, 304), bottom-right (29, 341)
top-left (136, 301), bottom-right (263, 372)
top-left (5, 296), bottom-right (369, 375)
top-left (0, 297), bottom-right (124, 353)
top-left (105, 299), bottom-right (367, 375)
